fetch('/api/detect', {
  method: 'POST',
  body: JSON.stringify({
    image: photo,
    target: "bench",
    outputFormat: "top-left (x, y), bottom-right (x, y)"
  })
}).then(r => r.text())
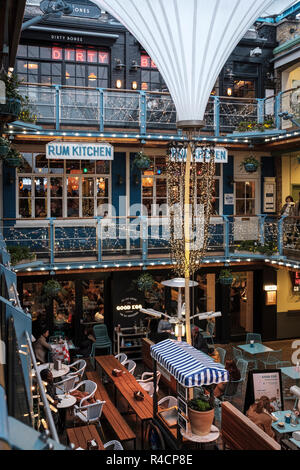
top-left (67, 425), bottom-right (104, 450)
top-left (86, 371), bottom-right (136, 448)
top-left (221, 402), bottom-right (281, 450)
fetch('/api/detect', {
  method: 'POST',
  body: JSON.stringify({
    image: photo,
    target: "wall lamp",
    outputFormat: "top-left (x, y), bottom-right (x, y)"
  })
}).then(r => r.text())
top-left (115, 59), bottom-right (126, 70)
top-left (131, 60), bottom-right (141, 71)
top-left (115, 79), bottom-right (122, 89)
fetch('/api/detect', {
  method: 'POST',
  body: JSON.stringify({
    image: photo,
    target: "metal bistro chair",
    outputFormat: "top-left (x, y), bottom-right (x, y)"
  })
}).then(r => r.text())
top-left (55, 376), bottom-right (77, 396)
top-left (123, 359), bottom-right (137, 375)
top-left (71, 380), bottom-right (97, 407)
top-left (216, 347), bottom-right (226, 365)
top-left (233, 345), bottom-right (257, 369)
top-left (236, 358), bottom-right (248, 381)
top-left (202, 320), bottom-right (215, 345)
top-left (66, 359), bottom-right (86, 383)
top-left (276, 361), bottom-right (293, 401)
top-left (115, 353), bottom-right (128, 365)
top-left (137, 371), bottom-right (161, 398)
top-left (74, 400), bottom-right (106, 439)
top-left (104, 440), bottom-right (124, 450)
top-left (222, 378), bottom-right (244, 407)
top-left (158, 395), bottom-right (178, 409)
top-left (90, 325), bottom-right (112, 368)
top-left (259, 350), bottom-right (283, 369)
top-left (246, 333), bottom-right (262, 344)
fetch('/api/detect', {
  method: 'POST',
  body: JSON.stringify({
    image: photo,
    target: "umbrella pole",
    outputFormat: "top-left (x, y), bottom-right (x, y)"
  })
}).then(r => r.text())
top-left (184, 143), bottom-right (192, 345)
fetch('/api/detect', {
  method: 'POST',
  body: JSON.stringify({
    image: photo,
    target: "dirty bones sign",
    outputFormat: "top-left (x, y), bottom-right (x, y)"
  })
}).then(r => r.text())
top-left (46, 142), bottom-right (114, 160)
top-left (40, 1), bottom-right (102, 19)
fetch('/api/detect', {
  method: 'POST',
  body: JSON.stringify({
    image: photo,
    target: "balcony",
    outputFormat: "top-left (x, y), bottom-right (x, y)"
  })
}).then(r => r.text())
top-left (14, 83), bottom-right (300, 138)
top-left (2, 215), bottom-right (299, 271)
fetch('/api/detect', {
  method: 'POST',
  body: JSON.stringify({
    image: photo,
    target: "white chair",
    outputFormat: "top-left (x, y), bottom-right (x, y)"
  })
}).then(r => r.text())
top-left (123, 359), bottom-right (136, 375)
top-left (158, 395), bottom-right (178, 409)
top-left (137, 372), bottom-right (161, 398)
top-left (55, 376), bottom-right (77, 395)
top-left (71, 380), bottom-right (97, 407)
top-left (74, 400), bottom-right (106, 427)
top-left (115, 353), bottom-right (128, 365)
top-left (104, 440), bottom-right (124, 450)
top-left (66, 359), bottom-right (86, 383)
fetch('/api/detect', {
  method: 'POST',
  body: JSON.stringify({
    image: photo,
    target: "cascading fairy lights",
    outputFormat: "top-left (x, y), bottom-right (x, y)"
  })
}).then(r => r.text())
top-left (167, 141), bottom-right (216, 278)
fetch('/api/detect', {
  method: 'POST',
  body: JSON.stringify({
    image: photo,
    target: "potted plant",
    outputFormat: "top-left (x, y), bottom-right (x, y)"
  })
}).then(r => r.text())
top-left (188, 387), bottom-right (216, 436)
top-left (7, 245), bottom-right (36, 265)
top-left (18, 95), bottom-right (38, 123)
top-left (136, 273), bottom-right (155, 292)
top-left (3, 147), bottom-right (23, 168)
top-left (0, 73), bottom-right (22, 122)
top-left (240, 156), bottom-right (260, 173)
top-left (219, 269), bottom-right (233, 285)
top-left (0, 136), bottom-right (10, 157)
top-left (133, 151), bottom-right (151, 170)
top-left (235, 240), bottom-right (258, 254)
top-left (40, 280), bottom-right (63, 306)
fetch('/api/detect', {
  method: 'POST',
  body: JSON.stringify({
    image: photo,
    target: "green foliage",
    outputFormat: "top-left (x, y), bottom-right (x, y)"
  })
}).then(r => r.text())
top-left (240, 156), bottom-right (260, 171)
top-left (236, 116), bottom-right (275, 133)
top-left (136, 273), bottom-right (155, 292)
top-left (0, 136), bottom-right (10, 147)
top-left (3, 147), bottom-right (24, 167)
top-left (18, 95), bottom-right (37, 123)
top-left (2, 73), bottom-right (36, 122)
top-left (235, 240), bottom-right (277, 255)
top-left (219, 269), bottom-right (233, 279)
top-left (133, 151), bottom-right (151, 170)
top-left (7, 245), bottom-right (35, 265)
top-left (188, 387), bottom-right (216, 411)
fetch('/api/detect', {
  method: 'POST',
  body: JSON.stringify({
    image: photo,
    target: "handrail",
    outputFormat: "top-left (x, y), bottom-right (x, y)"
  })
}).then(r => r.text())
top-left (24, 332), bottom-right (60, 444)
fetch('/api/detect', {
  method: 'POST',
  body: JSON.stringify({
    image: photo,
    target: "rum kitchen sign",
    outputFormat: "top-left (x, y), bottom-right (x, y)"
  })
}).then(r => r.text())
top-left (46, 142), bottom-right (114, 160)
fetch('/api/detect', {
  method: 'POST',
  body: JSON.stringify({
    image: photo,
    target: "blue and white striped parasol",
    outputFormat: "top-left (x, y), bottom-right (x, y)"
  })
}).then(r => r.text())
top-left (150, 339), bottom-right (229, 388)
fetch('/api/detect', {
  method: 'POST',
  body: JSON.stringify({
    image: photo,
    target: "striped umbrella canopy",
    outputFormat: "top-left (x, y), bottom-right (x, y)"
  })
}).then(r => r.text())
top-left (150, 339), bottom-right (229, 387)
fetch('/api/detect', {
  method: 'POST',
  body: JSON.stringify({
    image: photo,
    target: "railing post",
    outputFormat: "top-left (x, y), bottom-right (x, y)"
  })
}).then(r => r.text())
top-left (141, 216), bottom-right (148, 263)
top-left (139, 91), bottom-right (147, 136)
top-left (49, 218), bottom-right (55, 266)
top-left (214, 96), bottom-right (220, 137)
top-left (222, 215), bottom-right (230, 259)
top-left (275, 91), bottom-right (283, 129)
top-left (99, 88), bottom-right (104, 132)
top-left (96, 217), bottom-right (103, 263)
top-left (55, 85), bottom-right (60, 131)
top-left (258, 214), bottom-right (267, 245)
top-left (278, 215), bottom-right (287, 256)
top-left (257, 98), bottom-right (264, 124)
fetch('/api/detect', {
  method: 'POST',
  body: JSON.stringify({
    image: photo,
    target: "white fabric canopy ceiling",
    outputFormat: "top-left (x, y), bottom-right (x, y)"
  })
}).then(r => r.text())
top-left (261, 0), bottom-right (298, 16)
top-left (93, 1), bottom-right (298, 124)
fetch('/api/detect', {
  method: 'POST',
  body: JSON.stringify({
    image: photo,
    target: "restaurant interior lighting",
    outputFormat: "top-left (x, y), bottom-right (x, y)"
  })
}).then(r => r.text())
top-left (175, 322), bottom-right (185, 339)
top-left (131, 81), bottom-right (138, 90)
top-left (264, 285), bottom-right (277, 306)
top-left (227, 87), bottom-right (232, 96)
top-left (116, 79), bottom-right (122, 89)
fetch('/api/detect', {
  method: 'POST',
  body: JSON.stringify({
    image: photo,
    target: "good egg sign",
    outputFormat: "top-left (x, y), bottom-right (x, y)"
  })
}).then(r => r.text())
top-left (46, 142), bottom-right (114, 160)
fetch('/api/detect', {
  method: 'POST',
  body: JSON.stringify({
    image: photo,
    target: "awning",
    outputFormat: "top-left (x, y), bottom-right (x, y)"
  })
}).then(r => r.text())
top-left (150, 339), bottom-right (229, 388)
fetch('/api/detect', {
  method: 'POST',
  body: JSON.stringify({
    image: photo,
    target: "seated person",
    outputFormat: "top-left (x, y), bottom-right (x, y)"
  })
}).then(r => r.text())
top-left (246, 396), bottom-right (277, 439)
top-left (33, 328), bottom-right (52, 363)
top-left (208, 345), bottom-right (221, 363)
top-left (70, 387), bottom-right (96, 405)
top-left (192, 326), bottom-right (209, 354)
top-left (214, 359), bottom-right (241, 398)
top-left (94, 304), bottom-right (104, 322)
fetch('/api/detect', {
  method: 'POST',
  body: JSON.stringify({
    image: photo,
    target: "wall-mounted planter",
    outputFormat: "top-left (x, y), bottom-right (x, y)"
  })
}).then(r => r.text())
top-left (0, 98), bottom-right (21, 123)
top-left (244, 162), bottom-right (258, 173)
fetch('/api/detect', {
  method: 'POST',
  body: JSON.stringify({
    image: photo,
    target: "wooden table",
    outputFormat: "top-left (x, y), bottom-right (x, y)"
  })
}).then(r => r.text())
top-left (67, 425), bottom-right (104, 450)
top-left (95, 355), bottom-right (153, 448)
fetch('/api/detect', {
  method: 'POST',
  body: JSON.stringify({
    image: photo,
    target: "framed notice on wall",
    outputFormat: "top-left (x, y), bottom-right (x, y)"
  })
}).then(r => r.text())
top-left (244, 369), bottom-right (283, 414)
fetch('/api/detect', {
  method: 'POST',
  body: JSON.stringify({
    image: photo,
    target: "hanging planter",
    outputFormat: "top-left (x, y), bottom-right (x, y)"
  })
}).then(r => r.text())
top-left (219, 269), bottom-right (233, 285)
top-left (0, 137), bottom-right (10, 157)
top-left (133, 151), bottom-right (151, 170)
top-left (136, 273), bottom-right (155, 292)
top-left (0, 98), bottom-right (22, 123)
top-left (3, 148), bottom-right (23, 168)
top-left (240, 156), bottom-right (260, 173)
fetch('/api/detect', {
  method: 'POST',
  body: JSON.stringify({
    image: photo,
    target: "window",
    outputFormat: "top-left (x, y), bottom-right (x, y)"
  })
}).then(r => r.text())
top-left (233, 79), bottom-right (256, 98)
top-left (142, 158), bottom-right (222, 215)
top-left (16, 45), bottom-right (110, 88)
top-left (235, 181), bottom-right (256, 215)
top-left (140, 53), bottom-right (167, 91)
top-left (82, 280), bottom-right (105, 324)
top-left (17, 155), bottom-right (111, 219)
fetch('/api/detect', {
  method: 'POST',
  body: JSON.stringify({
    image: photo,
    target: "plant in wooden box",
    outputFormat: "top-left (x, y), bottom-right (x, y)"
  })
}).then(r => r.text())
top-left (219, 269), bottom-right (233, 285)
top-left (133, 151), bottom-right (151, 170)
top-left (240, 156), bottom-right (260, 173)
top-left (188, 387), bottom-right (215, 436)
top-left (7, 245), bottom-right (35, 266)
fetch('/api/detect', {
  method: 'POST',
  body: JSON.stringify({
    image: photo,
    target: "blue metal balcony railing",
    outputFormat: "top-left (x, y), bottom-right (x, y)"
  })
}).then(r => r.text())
top-left (18, 83), bottom-right (300, 136)
top-left (2, 215), bottom-right (299, 268)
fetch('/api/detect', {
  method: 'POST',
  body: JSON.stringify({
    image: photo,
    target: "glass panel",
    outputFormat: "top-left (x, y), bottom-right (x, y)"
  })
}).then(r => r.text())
top-left (82, 199), bottom-right (94, 217)
top-left (215, 164), bottom-right (221, 177)
top-left (236, 200), bottom-right (245, 215)
top-left (17, 45), bottom-right (27, 57)
top-left (76, 64), bottom-right (85, 77)
top-left (65, 49), bottom-right (75, 61)
top-left (19, 198), bottom-right (31, 218)
top-left (82, 161), bottom-right (95, 174)
top-left (19, 177), bottom-right (32, 197)
top-left (66, 160), bottom-right (80, 173)
top-left (96, 161), bottom-right (110, 174)
top-left (19, 153), bottom-right (33, 173)
top-left (34, 154), bottom-right (48, 173)
top-left (41, 62), bottom-right (51, 75)
top-left (156, 178), bottom-right (167, 198)
top-left (35, 177), bottom-right (47, 197)
top-left (235, 182), bottom-right (245, 199)
top-left (35, 199), bottom-right (47, 218)
top-left (49, 159), bottom-right (64, 174)
top-left (23, 282), bottom-right (44, 322)
top-left (87, 50), bottom-right (98, 63)
top-left (67, 199), bottom-right (79, 217)
top-left (51, 199), bottom-right (62, 218)
top-left (40, 47), bottom-right (51, 59)
top-left (67, 176), bottom-right (80, 197)
top-left (246, 200), bottom-right (255, 215)
top-left (245, 181), bottom-right (255, 198)
top-left (155, 157), bottom-right (166, 175)
top-left (50, 177), bottom-right (63, 197)
top-left (75, 49), bottom-right (86, 62)
top-left (53, 281), bottom-right (75, 333)
top-left (82, 280), bottom-right (105, 323)
top-left (96, 178), bottom-right (108, 198)
top-left (82, 178), bottom-right (94, 198)
top-left (28, 46), bottom-right (39, 59)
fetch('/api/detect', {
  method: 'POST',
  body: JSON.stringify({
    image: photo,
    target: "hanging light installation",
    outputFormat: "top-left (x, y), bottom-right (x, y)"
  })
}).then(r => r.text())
top-left (93, 0), bottom-right (297, 344)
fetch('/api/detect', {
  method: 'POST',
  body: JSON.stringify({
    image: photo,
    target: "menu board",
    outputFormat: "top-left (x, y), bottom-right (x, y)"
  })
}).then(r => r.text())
top-left (244, 369), bottom-right (283, 413)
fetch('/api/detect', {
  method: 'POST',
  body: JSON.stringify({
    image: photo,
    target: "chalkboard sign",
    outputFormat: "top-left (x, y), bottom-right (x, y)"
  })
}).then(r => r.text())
top-left (244, 369), bottom-right (284, 414)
